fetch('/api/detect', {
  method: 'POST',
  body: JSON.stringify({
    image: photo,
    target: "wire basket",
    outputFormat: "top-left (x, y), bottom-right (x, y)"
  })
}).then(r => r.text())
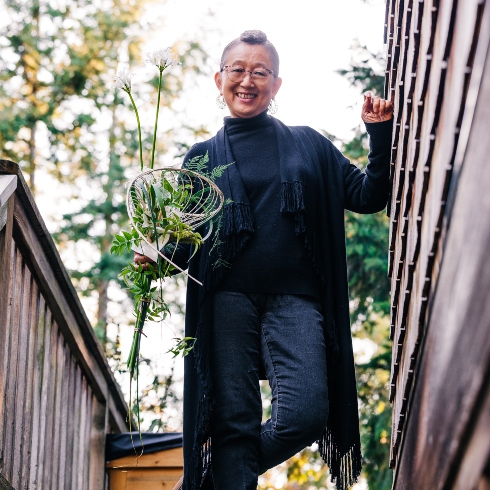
top-left (126, 167), bottom-right (224, 282)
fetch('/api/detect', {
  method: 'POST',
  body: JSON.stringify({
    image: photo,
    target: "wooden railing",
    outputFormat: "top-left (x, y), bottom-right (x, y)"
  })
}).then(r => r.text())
top-left (0, 160), bottom-right (129, 490)
top-left (385, 0), bottom-right (490, 487)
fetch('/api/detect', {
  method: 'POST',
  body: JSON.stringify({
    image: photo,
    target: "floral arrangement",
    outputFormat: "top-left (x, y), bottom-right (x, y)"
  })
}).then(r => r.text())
top-left (111, 49), bottom-right (224, 391)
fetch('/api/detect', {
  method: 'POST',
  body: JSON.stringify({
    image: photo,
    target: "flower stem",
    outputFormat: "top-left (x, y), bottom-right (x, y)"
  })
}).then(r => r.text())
top-left (127, 91), bottom-right (144, 171)
top-left (150, 68), bottom-right (163, 170)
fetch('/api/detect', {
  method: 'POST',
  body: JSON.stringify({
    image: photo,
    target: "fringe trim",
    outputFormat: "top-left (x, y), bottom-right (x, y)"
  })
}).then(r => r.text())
top-left (185, 322), bottom-right (213, 490)
top-left (222, 201), bottom-right (255, 237)
top-left (281, 181), bottom-right (306, 233)
top-left (318, 427), bottom-right (362, 490)
top-left (206, 202), bottom-right (254, 289)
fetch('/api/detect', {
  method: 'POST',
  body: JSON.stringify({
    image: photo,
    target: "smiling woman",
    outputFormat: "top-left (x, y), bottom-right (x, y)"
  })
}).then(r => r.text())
top-left (135, 29), bottom-right (393, 490)
top-left (214, 31), bottom-right (282, 119)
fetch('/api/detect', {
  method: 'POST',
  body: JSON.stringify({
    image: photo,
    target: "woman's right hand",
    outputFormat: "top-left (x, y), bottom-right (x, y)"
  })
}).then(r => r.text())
top-left (134, 252), bottom-right (156, 270)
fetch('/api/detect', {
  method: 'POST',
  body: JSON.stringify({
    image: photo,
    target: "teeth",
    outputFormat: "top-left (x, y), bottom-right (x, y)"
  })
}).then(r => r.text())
top-left (237, 93), bottom-right (256, 99)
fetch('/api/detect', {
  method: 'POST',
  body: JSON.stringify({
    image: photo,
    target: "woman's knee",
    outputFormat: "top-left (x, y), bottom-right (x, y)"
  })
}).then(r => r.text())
top-left (277, 389), bottom-right (329, 443)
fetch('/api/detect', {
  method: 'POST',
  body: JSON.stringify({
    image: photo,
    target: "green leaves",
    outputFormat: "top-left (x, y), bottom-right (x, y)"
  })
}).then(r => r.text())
top-left (167, 337), bottom-right (196, 358)
top-left (110, 228), bottom-right (140, 255)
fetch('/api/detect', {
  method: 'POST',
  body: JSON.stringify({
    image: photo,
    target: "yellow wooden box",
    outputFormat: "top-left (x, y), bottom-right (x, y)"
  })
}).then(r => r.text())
top-left (106, 446), bottom-right (183, 490)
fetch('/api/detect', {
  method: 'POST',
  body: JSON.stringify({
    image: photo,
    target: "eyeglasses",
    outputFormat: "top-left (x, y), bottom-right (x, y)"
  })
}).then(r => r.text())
top-left (221, 65), bottom-right (274, 84)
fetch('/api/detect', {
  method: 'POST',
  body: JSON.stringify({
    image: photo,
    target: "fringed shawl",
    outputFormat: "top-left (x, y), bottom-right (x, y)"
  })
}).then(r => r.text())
top-left (178, 116), bottom-right (393, 490)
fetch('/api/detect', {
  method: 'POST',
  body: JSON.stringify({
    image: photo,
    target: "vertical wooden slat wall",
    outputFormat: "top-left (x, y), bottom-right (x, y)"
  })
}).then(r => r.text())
top-left (385, 0), bottom-right (490, 487)
top-left (0, 163), bottom-right (129, 490)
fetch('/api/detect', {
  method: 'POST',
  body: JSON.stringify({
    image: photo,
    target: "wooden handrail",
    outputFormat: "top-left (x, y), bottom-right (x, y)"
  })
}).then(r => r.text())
top-left (0, 159), bottom-right (129, 490)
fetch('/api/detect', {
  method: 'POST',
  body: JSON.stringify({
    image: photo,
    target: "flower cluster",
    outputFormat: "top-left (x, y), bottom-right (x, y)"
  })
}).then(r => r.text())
top-left (144, 48), bottom-right (181, 71)
top-left (113, 69), bottom-right (134, 93)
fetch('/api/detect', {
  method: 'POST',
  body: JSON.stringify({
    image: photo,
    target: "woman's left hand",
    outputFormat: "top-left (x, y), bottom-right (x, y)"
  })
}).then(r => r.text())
top-left (361, 91), bottom-right (393, 123)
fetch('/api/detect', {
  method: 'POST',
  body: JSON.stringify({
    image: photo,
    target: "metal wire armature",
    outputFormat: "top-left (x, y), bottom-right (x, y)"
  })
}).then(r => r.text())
top-left (126, 167), bottom-right (224, 283)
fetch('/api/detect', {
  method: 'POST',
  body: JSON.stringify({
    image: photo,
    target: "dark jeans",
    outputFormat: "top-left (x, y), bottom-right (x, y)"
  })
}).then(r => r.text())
top-left (210, 292), bottom-right (329, 490)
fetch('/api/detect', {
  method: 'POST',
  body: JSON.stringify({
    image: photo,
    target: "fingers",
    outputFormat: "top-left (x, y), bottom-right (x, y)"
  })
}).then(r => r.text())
top-left (134, 251), bottom-right (156, 270)
top-left (361, 93), bottom-right (394, 122)
top-left (362, 92), bottom-right (373, 112)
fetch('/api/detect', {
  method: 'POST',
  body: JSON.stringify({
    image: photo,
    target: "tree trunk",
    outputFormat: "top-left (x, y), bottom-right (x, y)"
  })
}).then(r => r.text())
top-left (96, 279), bottom-right (109, 347)
top-left (29, 123), bottom-right (36, 192)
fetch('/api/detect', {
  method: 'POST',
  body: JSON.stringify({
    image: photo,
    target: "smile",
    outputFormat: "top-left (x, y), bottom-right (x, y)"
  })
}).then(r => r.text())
top-left (236, 93), bottom-right (257, 99)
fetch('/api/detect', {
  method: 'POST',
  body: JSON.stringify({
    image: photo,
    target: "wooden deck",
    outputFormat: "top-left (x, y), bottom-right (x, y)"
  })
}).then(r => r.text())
top-left (385, 0), bottom-right (490, 487)
top-left (0, 160), bottom-right (129, 490)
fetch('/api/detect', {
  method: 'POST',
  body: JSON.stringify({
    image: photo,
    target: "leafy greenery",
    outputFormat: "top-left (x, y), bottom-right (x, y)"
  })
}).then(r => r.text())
top-left (341, 44), bottom-right (393, 490)
top-left (0, 0), bottom-right (210, 348)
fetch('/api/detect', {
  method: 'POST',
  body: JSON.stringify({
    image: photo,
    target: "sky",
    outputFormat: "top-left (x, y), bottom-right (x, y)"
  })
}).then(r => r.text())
top-left (149, 0), bottom-right (388, 140)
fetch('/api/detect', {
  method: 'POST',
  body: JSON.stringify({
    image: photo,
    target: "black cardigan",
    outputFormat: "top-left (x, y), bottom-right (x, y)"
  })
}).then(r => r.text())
top-left (169, 116), bottom-right (393, 490)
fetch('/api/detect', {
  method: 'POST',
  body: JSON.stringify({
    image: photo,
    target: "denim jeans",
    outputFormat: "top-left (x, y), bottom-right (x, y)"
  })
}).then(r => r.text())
top-left (210, 292), bottom-right (329, 490)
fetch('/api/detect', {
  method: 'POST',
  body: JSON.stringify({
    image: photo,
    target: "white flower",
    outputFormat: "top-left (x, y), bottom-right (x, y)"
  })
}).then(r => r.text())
top-left (113, 70), bottom-right (134, 92)
top-left (144, 48), bottom-right (180, 70)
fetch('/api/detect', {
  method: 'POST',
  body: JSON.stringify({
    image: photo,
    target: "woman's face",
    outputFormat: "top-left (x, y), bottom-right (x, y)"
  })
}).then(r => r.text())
top-left (215, 43), bottom-right (282, 119)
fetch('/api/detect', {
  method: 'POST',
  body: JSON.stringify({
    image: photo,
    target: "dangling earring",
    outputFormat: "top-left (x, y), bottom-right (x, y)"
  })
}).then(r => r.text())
top-left (216, 95), bottom-right (226, 109)
top-left (268, 98), bottom-right (278, 115)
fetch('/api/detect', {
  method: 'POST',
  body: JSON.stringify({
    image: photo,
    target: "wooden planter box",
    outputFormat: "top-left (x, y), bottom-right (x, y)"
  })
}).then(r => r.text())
top-left (106, 446), bottom-right (183, 490)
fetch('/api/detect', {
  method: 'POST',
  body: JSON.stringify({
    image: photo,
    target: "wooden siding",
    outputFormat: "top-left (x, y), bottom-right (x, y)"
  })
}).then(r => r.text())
top-left (0, 162), bottom-right (129, 489)
top-left (385, 0), bottom-right (490, 487)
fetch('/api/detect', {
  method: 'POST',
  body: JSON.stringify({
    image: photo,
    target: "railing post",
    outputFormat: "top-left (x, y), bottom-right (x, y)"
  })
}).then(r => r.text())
top-left (0, 175), bottom-right (16, 232)
top-left (0, 174), bottom-right (17, 478)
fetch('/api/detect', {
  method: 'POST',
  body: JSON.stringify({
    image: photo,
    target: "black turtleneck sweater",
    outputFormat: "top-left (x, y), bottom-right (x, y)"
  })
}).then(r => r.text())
top-left (218, 111), bottom-right (321, 299)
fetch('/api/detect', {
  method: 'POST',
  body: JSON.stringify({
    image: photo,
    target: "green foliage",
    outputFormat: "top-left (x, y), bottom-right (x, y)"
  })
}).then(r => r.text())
top-left (1, 0), bottom-right (210, 344)
top-left (338, 44), bottom-right (393, 490)
top-left (167, 337), bottom-right (197, 358)
top-left (1, 0), bottom-right (212, 434)
top-left (337, 40), bottom-right (386, 96)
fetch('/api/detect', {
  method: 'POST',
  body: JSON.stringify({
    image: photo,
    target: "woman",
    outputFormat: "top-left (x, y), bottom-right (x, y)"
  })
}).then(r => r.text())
top-left (136, 30), bottom-right (393, 490)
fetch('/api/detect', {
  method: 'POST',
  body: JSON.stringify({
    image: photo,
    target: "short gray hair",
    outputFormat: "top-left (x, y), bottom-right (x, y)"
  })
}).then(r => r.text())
top-left (219, 30), bottom-right (280, 77)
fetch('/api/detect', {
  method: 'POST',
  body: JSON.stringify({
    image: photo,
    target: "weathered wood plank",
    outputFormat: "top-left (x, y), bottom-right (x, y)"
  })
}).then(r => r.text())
top-left (51, 330), bottom-right (66, 489)
top-left (0, 176), bottom-right (16, 208)
top-left (63, 350), bottom-right (76, 490)
top-left (393, 16), bottom-right (490, 487)
top-left (83, 389), bottom-right (93, 490)
top-left (0, 176), bottom-right (16, 232)
top-left (391, 0), bottom-right (485, 452)
top-left (108, 392), bottom-right (129, 433)
top-left (57, 340), bottom-right (70, 490)
top-left (35, 307), bottom-right (53, 487)
top-left (28, 295), bottom-right (46, 489)
top-left (76, 375), bottom-right (88, 490)
top-left (11, 261), bottom-right (32, 489)
top-left (89, 396), bottom-right (107, 490)
top-left (12, 202), bottom-right (108, 402)
top-left (71, 363), bottom-right (82, 490)
top-left (20, 278), bottom-right (39, 488)
top-left (1, 163), bottom-right (129, 488)
top-left (0, 204), bottom-right (15, 475)
top-left (451, 383), bottom-right (490, 490)
top-left (2, 248), bottom-right (23, 482)
top-left (43, 318), bottom-right (59, 489)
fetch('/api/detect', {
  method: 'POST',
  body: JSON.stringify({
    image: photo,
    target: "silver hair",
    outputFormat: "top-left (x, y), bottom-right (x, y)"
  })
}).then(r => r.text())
top-left (219, 30), bottom-right (280, 77)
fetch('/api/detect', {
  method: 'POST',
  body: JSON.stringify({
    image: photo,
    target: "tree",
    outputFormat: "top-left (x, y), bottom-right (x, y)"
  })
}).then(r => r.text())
top-left (0, 0), bottom-right (209, 345)
top-left (1, 0), bottom-right (210, 431)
